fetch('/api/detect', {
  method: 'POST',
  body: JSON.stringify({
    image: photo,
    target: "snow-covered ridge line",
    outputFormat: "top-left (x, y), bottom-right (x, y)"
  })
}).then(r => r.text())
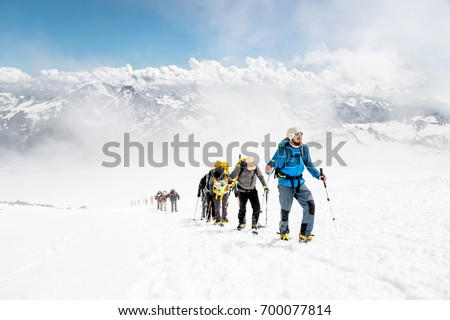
top-left (0, 200), bottom-right (55, 208)
top-left (0, 200), bottom-right (89, 210)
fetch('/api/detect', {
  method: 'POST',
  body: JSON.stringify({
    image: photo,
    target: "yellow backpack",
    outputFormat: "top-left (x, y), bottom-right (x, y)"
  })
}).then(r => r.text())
top-left (212, 163), bottom-right (230, 199)
top-left (212, 176), bottom-right (229, 199)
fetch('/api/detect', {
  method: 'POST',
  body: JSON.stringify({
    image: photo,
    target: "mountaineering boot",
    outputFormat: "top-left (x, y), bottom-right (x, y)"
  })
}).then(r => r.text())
top-left (213, 220), bottom-right (222, 225)
top-left (252, 223), bottom-right (261, 229)
top-left (299, 234), bottom-right (314, 243)
top-left (222, 218), bottom-right (229, 224)
top-left (237, 223), bottom-right (246, 230)
top-left (280, 233), bottom-right (290, 241)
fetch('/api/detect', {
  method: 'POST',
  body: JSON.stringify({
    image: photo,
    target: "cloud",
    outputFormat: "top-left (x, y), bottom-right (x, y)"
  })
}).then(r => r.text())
top-left (133, 0), bottom-right (450, 69)
top-left (0, 67), bottom-right (32, 84)
top-left (88, 1), bottom-right (446, 109)
top-left (293, 0), bottom-right (450, 61)
top-left (2, 0), bottom-right (450, 98)
top-left (0, 50), bottom-right (426, 105)
top-left (299, 45), bottom-right (420, 96)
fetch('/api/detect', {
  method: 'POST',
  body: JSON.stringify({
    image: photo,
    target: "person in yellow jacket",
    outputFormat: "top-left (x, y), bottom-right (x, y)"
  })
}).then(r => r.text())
top-left (208, 161), bottom-right (234, 225)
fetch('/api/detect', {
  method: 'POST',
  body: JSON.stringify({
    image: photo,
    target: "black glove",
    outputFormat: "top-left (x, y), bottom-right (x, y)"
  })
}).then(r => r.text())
top-left (197, 191), bottom-right (201, 197)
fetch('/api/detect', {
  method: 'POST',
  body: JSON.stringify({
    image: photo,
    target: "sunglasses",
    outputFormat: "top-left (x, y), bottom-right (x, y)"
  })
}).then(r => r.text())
top-left (289, 131), bottom-right (303, 137)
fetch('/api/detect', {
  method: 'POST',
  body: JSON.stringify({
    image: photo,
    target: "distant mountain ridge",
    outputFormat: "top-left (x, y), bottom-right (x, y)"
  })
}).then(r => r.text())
top-left (0, 82), bottom-right (205, 151)
top-left (0, 82), bottom-right (449, 152)
top-left (331, 96), bottom-right (449, 149)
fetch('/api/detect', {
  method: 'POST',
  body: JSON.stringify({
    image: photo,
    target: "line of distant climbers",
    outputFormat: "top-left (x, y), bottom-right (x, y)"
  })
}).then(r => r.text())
top-left (130, 189), bottom-right (181, 213)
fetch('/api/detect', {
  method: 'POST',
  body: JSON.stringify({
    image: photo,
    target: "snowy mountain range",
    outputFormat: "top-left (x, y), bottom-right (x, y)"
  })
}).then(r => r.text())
top-left (331, 96), bottom-right (449, 149)
top-left (0, 82), bottom-right (206, 151)
top-left (334, 115), bottom-right (450, 150)
top-left (0, 82), bottom-right (449, 152)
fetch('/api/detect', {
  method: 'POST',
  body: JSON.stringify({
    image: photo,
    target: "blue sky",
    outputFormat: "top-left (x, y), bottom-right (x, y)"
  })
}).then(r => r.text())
top-left (1, 0), bottom-right (450, 74)
top-left (0, 0), bottom-right (305, 72)
top-left (0, 0), bottom-right (207, 71)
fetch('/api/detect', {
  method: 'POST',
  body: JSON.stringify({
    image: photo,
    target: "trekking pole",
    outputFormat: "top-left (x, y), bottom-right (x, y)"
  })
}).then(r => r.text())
top-left (263, 189), bottom-right (269, 227)
top-left (206, 199), bottom-right (212, 223)
top-left (193, 197), bottom-right (200, 220)
top-left (266, 172), bottom-right (271, 188)
top-left (225, 184), bottom-right (234, 209)
top-left (320, 168), bottom-right (339, 236)
top-left (264, 172), bottom-right (272, 227)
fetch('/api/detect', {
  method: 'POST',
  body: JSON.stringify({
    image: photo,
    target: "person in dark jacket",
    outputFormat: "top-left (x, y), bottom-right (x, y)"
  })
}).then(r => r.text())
top-left (154, 191), bottom-right (163, 210)
top-left (198, 173), bottom-right (212, 220)
top-left (168, 189), bottom-right (180, 212)
top-left (230, 157), bottom-right (269, 230)
top-left (199, 167), bottom-right (218, 222)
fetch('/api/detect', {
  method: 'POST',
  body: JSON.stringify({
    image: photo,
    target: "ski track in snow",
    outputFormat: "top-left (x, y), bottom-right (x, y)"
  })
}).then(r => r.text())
top-left (1, 177), bottom-right (449, 299)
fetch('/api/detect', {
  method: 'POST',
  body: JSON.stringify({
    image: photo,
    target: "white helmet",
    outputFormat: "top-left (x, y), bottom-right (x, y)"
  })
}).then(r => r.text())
top-left (286, 127), bottom-right (303, 140)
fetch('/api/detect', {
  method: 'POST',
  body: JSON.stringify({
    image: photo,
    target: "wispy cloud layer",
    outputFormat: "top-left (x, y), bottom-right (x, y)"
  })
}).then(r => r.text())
top-left (137, 0), bottom-right (450, 68)
top-left (0, 50), bottom-right (432, 106)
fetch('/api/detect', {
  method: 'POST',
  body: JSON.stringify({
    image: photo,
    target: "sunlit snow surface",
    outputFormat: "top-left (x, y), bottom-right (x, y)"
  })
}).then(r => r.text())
top-left (1, 160), bottom-right (449, 299)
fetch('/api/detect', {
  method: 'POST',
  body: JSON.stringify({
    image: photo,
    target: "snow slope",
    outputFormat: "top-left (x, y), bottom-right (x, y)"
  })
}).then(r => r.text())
top-left (1, 110), bottom-right (449, 300)
top-left (1, 175), bottom-right (449, 299)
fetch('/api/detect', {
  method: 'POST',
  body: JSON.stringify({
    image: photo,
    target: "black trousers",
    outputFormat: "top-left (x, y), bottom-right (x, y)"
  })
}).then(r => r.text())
top-left (238, 188), bottom-right (261, 225)
top-left (205, 193), bottom-right (215, 219)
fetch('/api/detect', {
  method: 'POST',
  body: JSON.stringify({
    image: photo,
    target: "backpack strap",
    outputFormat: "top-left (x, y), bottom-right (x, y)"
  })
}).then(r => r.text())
top-left (274, 142), bottom-right (306, 192)
top-left (237, 168), bottom-right (258, 190)
top-left (299, 145), bottom-right (306, 165)
top-left (276, 143), bottom-right (307, 172)
top-left (274, 144), bottom-right (293, 178)
top-left (237, 165), bottom-right (245, 180)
